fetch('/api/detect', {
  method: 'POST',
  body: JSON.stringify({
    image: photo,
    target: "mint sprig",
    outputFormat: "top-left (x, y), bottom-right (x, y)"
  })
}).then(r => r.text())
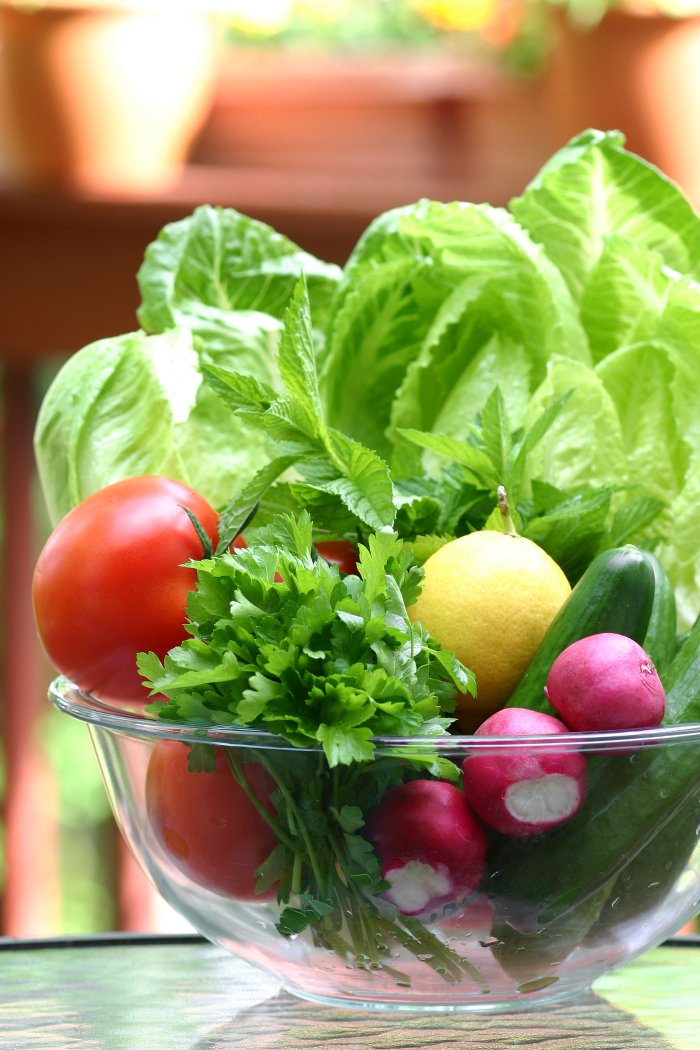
top-left (203, 277), bottom-right (395, 551)
top-left (395, 386), bottom-right (664, 582)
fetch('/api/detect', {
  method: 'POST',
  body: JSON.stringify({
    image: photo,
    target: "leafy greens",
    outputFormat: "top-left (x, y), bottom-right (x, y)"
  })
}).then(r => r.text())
top-left (34, 129), bottom-right (700, 625)
top-left (139, 510), bottom-right (473, 767)
top-left (137, 511), bottom-right (487, 984)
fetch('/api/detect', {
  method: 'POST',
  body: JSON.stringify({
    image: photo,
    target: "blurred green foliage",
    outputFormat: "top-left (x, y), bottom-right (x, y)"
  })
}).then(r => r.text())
top-left (225, 0), bottom-right (554, 77)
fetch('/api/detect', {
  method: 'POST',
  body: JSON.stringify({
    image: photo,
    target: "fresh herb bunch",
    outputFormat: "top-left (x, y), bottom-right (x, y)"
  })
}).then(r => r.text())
top-left (394, 386), bottom-right (664, 581)
top-left (138, 510), bottom-right (472, 760)
top-left (138, 511), bottom-right (482, 984)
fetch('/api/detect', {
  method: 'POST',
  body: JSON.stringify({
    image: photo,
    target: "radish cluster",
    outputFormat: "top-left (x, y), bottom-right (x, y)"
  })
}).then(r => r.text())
top-left (365, 708), bottom-right (587, 916)
top-left (364, 632), bottom-right (666, 917)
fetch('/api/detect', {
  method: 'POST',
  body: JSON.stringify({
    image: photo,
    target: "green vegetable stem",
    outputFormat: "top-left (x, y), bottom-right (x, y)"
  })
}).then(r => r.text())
top-left (642, 551), bottom-right (678, 676)
top-left (225, 748), bottom-right (487, 988)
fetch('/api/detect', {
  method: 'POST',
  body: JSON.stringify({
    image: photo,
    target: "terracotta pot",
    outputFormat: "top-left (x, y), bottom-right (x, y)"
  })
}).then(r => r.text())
top-left (192, 47), bottom-right (557, 199)
top-left (544, 10), bottom-right (700, 200)
top-left (0, 3), bottom-right (220, 192)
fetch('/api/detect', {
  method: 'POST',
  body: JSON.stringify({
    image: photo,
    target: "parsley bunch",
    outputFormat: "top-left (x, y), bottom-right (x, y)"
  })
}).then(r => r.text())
top-left (138, 511), bottom-right (485, 986)
top-left (138, 511), bottom-right (473, 764)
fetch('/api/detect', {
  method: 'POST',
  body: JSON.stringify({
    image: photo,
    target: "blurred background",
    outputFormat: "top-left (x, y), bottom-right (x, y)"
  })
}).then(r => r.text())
top-left (1, 0), bottom-right (699, 937)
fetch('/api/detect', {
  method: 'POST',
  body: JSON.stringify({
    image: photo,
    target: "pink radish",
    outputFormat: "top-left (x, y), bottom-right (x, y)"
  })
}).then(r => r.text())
top-left (461, 707), bottom-right (587, 838)
top-left (544, 632), bottom-right (666, 732)
top-left (365, 779), bottom-right (487, 917)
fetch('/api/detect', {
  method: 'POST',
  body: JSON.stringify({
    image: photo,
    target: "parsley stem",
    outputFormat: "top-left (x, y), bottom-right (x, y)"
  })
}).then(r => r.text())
top-left (291, 851), bottom-right (302, 896)
top-left (351, 889), bottom-right (383, 968)
top-left (223, 750), bottom-right (299, 856)
top-left (400, 915), bottom-right (489, 991)
top-left (338, 883), bottom-right (368, 964)
top-left (253, 751), bottom-right (326, 892)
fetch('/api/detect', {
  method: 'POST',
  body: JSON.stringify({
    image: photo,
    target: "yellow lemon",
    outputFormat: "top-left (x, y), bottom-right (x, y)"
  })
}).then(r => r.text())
top-left (408, 530), bottom-right (571, 728)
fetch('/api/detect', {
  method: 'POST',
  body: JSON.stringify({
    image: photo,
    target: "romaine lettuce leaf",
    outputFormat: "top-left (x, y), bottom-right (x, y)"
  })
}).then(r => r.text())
top-left (137, 203), bottom-right (342, 339)
top-left (34, 328), bottom-right (274, 524)
top-left (580, 235), bottom-right (675, 363)
top-left (323, 200), bottom-right (589, 467)
top-left (596, 343), bottom-right (688, 497)
top-left (660, 456), bottom-right (700, 630)
top-left (320, 254), bottom-right (428, 457)
top-left (37, 206), bottom-right (343, 526)
top-left (523, 356), bottom-right (627, 493)
top-left (511, 128), bottom-right (700, 301)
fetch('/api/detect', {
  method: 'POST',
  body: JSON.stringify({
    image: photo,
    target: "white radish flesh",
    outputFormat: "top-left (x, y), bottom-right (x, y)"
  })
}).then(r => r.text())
top-left (461, 707), bottom-right (587, 838)
top-left (365, 779), bottom-right (488, 916)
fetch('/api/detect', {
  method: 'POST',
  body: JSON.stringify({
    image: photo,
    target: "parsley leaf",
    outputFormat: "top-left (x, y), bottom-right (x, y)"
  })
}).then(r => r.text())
top-left (139, 510), bottom-right (473, 766)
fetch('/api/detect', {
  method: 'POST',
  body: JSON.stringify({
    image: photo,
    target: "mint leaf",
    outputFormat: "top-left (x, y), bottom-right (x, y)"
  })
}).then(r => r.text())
top-left (396, 429), bottom-right (495, 488)
top-left (216, 454), bottom-right (298, 554)
top-left (509, 391), bottom-right (573, 495)
top-left (610, 495), bottom-right (665, 547)
top-left (201, 294), bottom-right (396, 533)
top-left (277, 277), bottom-right (327, 439)
top-left (306, 430), bottom-right (396, 529)
top-left (477, 387), bottom-right (511, 482)
top-left (522, 489), bottom-right (612, 583)
top-left (201, 364), bottom-right (277, 416)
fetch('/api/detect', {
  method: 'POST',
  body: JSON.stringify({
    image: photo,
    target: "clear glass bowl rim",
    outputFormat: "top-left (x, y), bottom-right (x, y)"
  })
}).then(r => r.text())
top-left (49, 675), bottom-right (700, 754)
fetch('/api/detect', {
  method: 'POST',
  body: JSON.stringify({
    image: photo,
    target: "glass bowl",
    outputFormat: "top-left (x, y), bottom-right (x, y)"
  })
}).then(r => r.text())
top-left (50, 676), bottom-right (700, 1014)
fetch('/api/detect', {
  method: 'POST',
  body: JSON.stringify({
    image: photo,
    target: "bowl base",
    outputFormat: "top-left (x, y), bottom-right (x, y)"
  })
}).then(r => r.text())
top-left (283, 980), bottom-right (593, 1014)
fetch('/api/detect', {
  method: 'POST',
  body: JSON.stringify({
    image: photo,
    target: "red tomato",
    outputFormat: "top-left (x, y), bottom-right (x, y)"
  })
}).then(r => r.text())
top-left (145, 741), bottom-right (278, 901)
top-left (32, 475), bottom-right (218, 702)
top-left (316, 539), bottom-right (359, 575)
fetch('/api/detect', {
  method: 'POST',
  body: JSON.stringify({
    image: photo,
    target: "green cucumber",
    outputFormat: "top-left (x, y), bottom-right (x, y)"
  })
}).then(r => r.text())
top-left (641, 551), bottom-right (677, 675)
top-left (490, 880), bottom-right (615, 986)
top-left (489, 610), bottom-right (700, 934)
top-left (506, 545), bottom-right (656, 714)
top-left (587, 596), bottom-right (696, 932)
top-left (588, 797), bottom-right (699, 934)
